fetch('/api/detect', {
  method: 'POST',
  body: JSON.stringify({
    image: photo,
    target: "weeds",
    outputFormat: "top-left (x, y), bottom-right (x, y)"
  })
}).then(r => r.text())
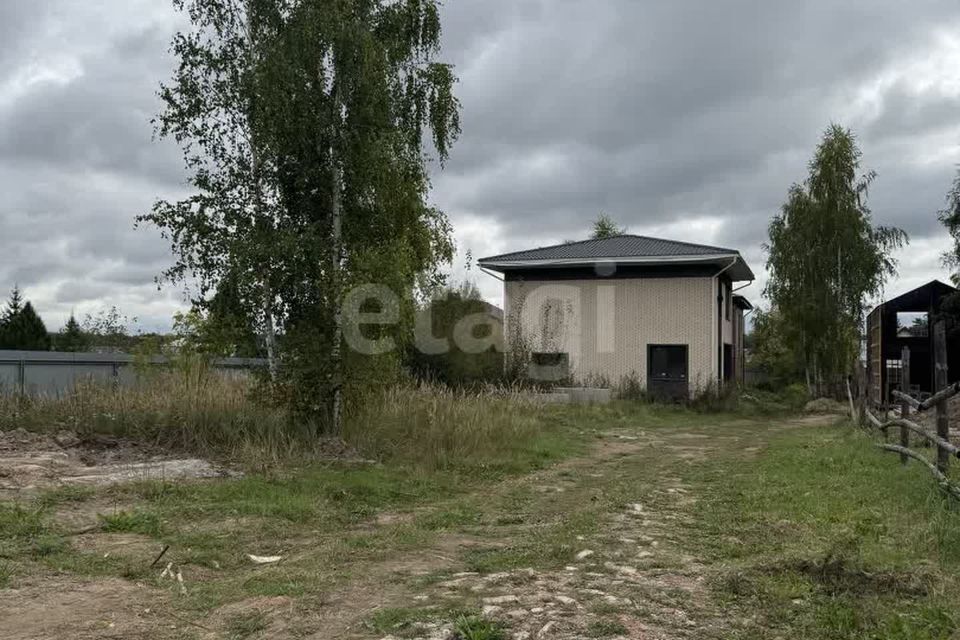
top-left (343, 383), bottom-right (568, 472)
top-left (0, 368), bottom-right (305, 463)
top-left (453, 614), bottom-right (505, 640)
top-left (99, 509), bottom-right (164, 536)
top-left (225, 611), bottom-right (269, 639)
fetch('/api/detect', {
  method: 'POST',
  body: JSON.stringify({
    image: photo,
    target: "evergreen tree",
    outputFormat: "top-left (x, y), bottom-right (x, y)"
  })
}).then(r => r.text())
top-left (56, 314), bottom-right (88, 352)
top-left (0, 286), bottom-right (24, 349)
top-left (2, 285), bottom-right (22, 322)
top-left (3, 302), bottom-right (51, 351)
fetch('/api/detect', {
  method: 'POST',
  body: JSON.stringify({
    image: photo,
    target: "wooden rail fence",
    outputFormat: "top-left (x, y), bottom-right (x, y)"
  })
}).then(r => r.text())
top-left (864, 320), bottom-right (960, 499)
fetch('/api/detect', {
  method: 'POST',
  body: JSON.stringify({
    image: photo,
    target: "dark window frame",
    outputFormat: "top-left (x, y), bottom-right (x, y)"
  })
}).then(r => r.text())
top-left (647, 344), bottom-right (689, 381)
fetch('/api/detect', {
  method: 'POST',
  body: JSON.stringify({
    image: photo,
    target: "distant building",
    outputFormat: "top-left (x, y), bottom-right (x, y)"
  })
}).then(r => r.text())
top-left (479, 235), bottom-right (754, 399)
top-left (866, 279), bottom-right (960, 405)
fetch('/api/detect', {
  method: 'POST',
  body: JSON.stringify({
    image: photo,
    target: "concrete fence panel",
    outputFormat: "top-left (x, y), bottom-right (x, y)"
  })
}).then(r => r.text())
top-left (0, 350), bottom-right (269, 397)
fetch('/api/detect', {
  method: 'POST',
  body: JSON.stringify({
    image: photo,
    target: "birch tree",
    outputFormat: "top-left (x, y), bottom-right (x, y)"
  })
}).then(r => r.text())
top-left (258, 0), bottom-right (460, 432)
top-left (143, 0), bottom-right (460, 432)
top-left (139, 0), bottom-right (284, 376)
top-left (765, 125), bottom-right (907, 394)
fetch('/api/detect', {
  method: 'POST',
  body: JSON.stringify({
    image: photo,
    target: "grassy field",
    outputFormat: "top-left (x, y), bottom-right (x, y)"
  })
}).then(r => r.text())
top-left (690, 425), bottom-right (960, 639)
top-left (1, 396), bottom-right (959, 639)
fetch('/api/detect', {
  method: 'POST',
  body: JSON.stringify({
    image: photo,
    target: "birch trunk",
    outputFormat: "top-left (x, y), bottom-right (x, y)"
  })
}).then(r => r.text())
top-left (329, 63), bottom-right (344, 435)
top-left (264, 291), bottom-right (278, 380)
top-left (330, 153), bottom-right (343, 434)
top-left (246, 4), bottom-right (278, 380)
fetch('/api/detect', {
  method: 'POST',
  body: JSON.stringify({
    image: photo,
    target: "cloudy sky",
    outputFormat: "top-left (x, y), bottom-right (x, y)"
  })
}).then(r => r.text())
top-left (2, 1), bottom-right (960, 331)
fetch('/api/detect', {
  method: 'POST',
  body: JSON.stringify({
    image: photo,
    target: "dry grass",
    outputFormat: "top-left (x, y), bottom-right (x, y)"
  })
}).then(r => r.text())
top-left (344, 383), bottom-right (560, 472)
top-left (0, 362), bottom-right (309, 462)
top-left (0, 370), bottom-right (564, 472)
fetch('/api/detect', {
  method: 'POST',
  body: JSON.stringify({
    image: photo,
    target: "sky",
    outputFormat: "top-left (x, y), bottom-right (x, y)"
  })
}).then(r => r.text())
top-left (2, 1), bottom-right (960, 332)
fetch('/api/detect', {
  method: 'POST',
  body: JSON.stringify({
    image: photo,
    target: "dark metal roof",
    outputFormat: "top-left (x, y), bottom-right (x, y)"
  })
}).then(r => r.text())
top-left (479, 234), bottom-right (737, 263)
top-left (733, 295), bottom-right (754, 310)
top-left (479, 234), bottom-right (754, 281)
top-left (877, 280), bottom-right (956, 313)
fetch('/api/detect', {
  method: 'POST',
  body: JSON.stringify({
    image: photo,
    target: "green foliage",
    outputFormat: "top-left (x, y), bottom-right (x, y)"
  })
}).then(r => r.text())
top-left (591, 213), bottom-right (626, 239)
top-left (99, 510), bottom-right (164, 536)
top-left (765, 125), bottom-right (907, 390)
top-left (406, 282), bottom-right (504, 386)
top-left (55, 314), bottom-right (88, 352)
top-left (749, 307), bottom-right (804, 386)
top-left (938, 172), bottom-right (960, 286)
top-left (142, 0), bottom-right (462, 427)
top-left (0, 287), bottom-right (51, 351)
top-left (81, 306), bottom-right (135, 350)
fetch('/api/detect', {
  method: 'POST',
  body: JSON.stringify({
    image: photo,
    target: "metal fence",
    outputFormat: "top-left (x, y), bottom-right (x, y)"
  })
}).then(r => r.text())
top-left (0, 350), bottom-right (268, 397)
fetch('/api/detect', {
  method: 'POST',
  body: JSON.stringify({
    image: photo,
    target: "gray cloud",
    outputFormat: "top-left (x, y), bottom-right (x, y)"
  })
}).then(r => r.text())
top-left (2, 0), bottom-right (960, 329)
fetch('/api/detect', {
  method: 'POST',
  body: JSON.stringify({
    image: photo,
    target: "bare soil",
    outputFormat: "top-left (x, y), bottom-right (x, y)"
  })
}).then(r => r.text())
top-left (0, 428), bottom-right (233, 494)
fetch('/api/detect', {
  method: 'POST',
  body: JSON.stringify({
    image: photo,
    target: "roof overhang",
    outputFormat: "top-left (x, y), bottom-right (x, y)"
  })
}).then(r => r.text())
top-left (479, 254), bottom-right (755, 282)
top-left (733, 295), bottom-right (754, 310)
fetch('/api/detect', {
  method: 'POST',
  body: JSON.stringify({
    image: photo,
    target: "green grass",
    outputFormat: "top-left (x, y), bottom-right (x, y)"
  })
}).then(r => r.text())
top-left (12, 394), bottom-right (957, 638)
top-left (688, 424), bottom-right (960, 639)
top-left (586, 619), bottom-right (629, 638)
top-left (453, 614), bottom-right (506, 640)
top-left (99, 510), bottom-right (164, 536)
top-left (225, 611), bottom-right (269, 639)
top-left (367, 606), bottom-right (478, 637)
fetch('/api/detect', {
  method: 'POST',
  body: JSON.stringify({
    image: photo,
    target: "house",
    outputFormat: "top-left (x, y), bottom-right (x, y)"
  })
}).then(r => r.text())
top-left (866, 279), bottom-right (960, 406)
top-left (478, 235), bottom-right (754, 398)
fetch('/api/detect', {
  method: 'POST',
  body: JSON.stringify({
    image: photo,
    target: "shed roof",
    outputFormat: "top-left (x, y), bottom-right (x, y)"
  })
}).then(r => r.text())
top-left (877, 280), bottom-right (957, 313)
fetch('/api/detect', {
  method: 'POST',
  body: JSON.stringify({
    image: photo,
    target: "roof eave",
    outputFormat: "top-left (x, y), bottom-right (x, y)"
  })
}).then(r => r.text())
top-left (480, 254), bottom-right (755, 281)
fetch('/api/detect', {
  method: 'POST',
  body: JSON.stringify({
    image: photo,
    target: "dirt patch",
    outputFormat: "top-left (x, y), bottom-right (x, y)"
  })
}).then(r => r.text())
top-left (72, 532), bottom-right (161, 562)
top-left (0, 576), bottom-right (179, 640)
top-left (203, 596), bottom-right (297, 639)
top-left (0, 428), bottom-right (234, 494)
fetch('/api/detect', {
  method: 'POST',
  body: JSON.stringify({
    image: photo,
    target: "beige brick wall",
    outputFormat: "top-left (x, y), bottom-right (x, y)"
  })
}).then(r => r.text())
top-left (504, 277), bottom-right (718, 392)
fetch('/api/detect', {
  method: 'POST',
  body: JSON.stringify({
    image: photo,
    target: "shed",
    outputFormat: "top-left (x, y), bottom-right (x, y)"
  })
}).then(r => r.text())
top-left (866, 280), bottom-right (960, 406)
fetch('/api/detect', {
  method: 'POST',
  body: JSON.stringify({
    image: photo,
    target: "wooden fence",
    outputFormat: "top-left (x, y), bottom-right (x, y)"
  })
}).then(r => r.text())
top-left (864, 320), bottom-right (960, 499)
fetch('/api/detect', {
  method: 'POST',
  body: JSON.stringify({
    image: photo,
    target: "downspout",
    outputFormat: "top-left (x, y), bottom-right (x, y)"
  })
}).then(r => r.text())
top-left (480, 265), bottom-right (509, 369)
top-left (713, 257), bottom-right (740, 384)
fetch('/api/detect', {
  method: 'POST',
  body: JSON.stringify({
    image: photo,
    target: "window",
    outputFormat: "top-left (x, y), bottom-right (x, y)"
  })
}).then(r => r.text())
top-left (886, 359), bottom-right (902, 386)
top-left (896, 312), bottom-right (928, 338)
top-left (725, 282), bottom-right (732, 321)
top-left (649, 345), bottom-right (688, 380)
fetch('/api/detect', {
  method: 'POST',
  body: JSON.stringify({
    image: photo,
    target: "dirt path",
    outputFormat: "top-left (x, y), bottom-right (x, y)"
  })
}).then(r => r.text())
top-left (301, 415), bottom-right (832, 640)
top-left (0, 415), bottom-right (832, 639)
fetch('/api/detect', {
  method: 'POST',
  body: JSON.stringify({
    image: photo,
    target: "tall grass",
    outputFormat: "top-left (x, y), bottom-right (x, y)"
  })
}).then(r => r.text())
top-left (343, 383), bottom-right (557, 472)
top-left (0, 368), bottom-right (561, 472)
top-left (0, 362), bottom-right (310, 461)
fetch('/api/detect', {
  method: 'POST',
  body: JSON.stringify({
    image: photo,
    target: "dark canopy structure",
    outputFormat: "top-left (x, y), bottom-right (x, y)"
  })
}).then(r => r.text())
top-left (866, 280), bottom-right (960, 406)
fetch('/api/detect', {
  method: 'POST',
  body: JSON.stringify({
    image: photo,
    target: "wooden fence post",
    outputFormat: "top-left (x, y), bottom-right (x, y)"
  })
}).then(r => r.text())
top-left (934, 321), bottom-right (950, 475)
top-left (901, 346), bottom-right (911, 466)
